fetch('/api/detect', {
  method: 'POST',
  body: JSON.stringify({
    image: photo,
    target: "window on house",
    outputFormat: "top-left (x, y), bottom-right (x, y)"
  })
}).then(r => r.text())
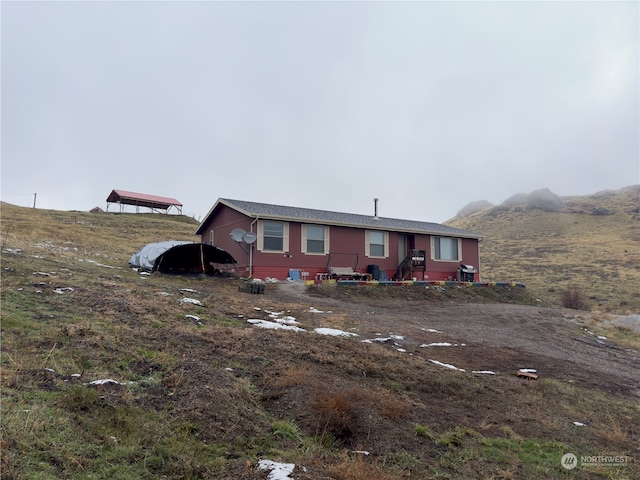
top-left (366, 230), bottom-right (388, 258)
top-left (433, 237), bottom-right (460, 261)
top-left (209, 230), bottom-right (214, 246)
top-left (263, 221), bottom-right (284, 251)
top-left (302, 225), bottom-right (328, 254)
top-left (258, 220), bottom-right (289, 252)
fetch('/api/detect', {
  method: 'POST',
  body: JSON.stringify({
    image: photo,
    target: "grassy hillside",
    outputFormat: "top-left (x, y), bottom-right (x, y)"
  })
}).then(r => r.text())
top-left (2, 202), bottom-right (639, 479)
top-left (447, 186), bottom-right (640, 314)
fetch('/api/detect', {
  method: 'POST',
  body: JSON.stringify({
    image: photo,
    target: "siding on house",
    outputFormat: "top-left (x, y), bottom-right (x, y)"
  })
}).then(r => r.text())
top-left (196, 199), bottom-right (482, 281)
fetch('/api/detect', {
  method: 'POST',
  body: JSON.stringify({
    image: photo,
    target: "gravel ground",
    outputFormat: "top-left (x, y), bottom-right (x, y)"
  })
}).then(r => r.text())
top-left (272, 282), bottom-right (640, 399)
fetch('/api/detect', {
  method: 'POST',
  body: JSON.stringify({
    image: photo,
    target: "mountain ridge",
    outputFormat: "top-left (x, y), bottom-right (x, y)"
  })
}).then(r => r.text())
top-left (447, 185), bottom-right (640, 314)
top-left (453, 185), bottom-right (639, 219)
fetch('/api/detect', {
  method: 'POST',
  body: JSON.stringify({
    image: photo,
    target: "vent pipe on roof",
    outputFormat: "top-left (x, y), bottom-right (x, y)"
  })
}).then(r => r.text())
top-left (374, 198), bottom-right (379, 219)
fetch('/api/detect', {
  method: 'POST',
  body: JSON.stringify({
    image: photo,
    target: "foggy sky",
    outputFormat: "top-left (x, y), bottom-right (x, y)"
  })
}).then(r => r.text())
top-left (2, 1), bottom-right (638, 223)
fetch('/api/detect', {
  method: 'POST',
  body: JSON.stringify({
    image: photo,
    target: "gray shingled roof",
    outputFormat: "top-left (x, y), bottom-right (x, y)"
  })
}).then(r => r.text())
top-left (213, 198), bottom-right (482, 239)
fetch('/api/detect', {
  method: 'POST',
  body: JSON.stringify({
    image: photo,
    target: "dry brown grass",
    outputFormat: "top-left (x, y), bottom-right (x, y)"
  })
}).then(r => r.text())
top-left (447, 186), bottom-right (640, 314)
top-left (328, 452), bottom-right (398, 480)
top-left (276, 365), bottom-right (313, 388)
top-left (598, 416), bottom-right (630, 444)
top-left (377, 392), bottom-right (410, 420)
top-left (3, 200), bottom-right (640, 480)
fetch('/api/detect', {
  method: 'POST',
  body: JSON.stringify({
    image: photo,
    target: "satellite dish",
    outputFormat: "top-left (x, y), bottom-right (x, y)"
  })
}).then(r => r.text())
top-left (230, 228), bottom-right (246, 242)
top-left (243, 232), bottom-right (257, 244)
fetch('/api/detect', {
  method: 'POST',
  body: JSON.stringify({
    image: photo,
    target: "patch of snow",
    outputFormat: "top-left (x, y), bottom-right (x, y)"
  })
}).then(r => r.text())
top-left (421, 342), bottom-right (454, 347)
top-left (186, 314), bottom-right (203, 325)
top-left (180, 288), bottom-right (199, 293)
top-left (247, 319), bottom-right (306, 332)
top-left (518, 368), bottom-right (537, 373)
top-left (44, 368), bottom-right (55, 373)
top-left (71, 373), bottom-right (81, 377)
top-left (86, 379), bottom-right (121, 386)
top-left (139, 271), bottom-right (151, 276)
top-left (258, 460), bottom-right (296, 480)
top-left (225, 368), bottom-right (234, 372)
top-left (573, 421), bottom-right (585, 427)
top-left (156, 292), bottom-right (171, 296)
top-left (390, 335), bottom-right (404, 340)
top-left (276, 316), bottom-right (300, 325)
top-left (472, 370), bottom-right (496, 375)
top-left (2, 248), bottom-right (22, 254)
top-left (397, 348), bottom-right (407, 352)
top-left (33, 272), bottom-right (54, 277)
top-left (53, 287), bottom-right (74, 294)
top-left (429, 359), bottom-right (466, 372)
top-left (423, 328), bottom-right (443, 333)
top-left (180, 298), bottom-right (204, 306)
top-left (352, 450), bottom-right (370, 455)
top-left (279, 315), bottom-right (298, 324)
top-left (309, 307), bottom-right (325, 313)
top-left (314, 328), bottom-right (359, 337)
top-left (597, 335), bottom-right (607, 340)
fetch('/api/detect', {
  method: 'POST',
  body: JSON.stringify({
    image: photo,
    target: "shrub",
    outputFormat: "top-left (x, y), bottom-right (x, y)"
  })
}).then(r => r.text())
top-left (561, 287), bottom-right (589, 310)
top-left (310, 387), bottom-right (366, 440)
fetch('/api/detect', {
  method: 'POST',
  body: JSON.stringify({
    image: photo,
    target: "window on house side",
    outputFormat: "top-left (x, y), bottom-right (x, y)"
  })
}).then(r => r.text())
top-left (367, 230), bottom-right (387, 258)
top-left (263, 221), bottom-right (284, 251)
top-left (209, 230), bottom-right (214, 246)
top-left (434, 237), bottom-right (459, 261)
top-left (305, 225), bottom-right (326, 254)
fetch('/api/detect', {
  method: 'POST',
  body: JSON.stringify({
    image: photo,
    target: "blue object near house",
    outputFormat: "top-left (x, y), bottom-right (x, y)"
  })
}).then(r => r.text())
top-left (288, 269), bottom-right (302, 281)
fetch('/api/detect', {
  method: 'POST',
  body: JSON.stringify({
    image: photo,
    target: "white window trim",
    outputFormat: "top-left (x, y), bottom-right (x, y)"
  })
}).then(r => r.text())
top-left (209, 230), bottom-right (214, 246)
top-left (365, 230), bottom-right (389, 258)
top-left (257, 220), bottom-right (289, 253)
top-left (431, 236), bottom-right (462, 262)
top-left (301, 224), bottom-right (329, 255)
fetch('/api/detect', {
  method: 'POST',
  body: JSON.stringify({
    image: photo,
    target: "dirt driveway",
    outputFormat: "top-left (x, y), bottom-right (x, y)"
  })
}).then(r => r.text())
top-left (271, 282), bottom-right (640, 399)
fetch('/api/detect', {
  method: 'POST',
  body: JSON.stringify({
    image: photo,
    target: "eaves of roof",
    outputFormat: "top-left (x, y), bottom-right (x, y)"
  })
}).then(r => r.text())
top-left (195, 198), bottom-right (482, 240)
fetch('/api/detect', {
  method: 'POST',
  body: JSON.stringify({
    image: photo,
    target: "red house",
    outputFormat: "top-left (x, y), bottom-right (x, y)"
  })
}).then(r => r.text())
top-left (195, 199), bottom-right (483, 282)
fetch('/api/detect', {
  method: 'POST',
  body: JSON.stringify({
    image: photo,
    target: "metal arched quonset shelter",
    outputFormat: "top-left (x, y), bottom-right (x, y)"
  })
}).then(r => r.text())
top-left (106, 189), bottom-right (183, 214)
top-left (129, 241), bottom-right (237, 275)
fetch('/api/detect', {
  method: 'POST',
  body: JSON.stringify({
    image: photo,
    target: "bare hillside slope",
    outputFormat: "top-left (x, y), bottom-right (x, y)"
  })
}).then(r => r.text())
top-left (448, 186), bottom-right (640, 314)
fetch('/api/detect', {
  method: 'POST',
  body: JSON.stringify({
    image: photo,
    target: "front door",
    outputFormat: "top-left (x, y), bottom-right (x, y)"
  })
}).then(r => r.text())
top-left (398, 235), bottom-right (407, 265)
top-left (398, 235), bottom-right (415, 263)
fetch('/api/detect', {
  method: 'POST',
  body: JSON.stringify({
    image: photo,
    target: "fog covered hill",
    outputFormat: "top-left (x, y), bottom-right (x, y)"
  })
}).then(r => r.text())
top-left (447, 185), bottom-right (640, 314)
